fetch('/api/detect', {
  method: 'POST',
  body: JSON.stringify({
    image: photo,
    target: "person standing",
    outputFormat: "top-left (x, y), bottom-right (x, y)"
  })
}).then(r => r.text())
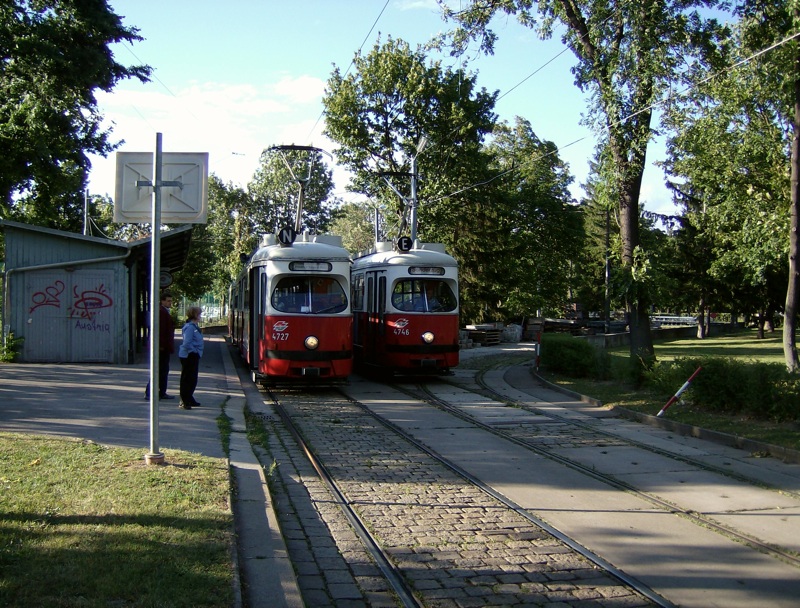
top-left (145, 292), bottom-right (176, 400)
top-left (178, 306), bottom-right (204, 410)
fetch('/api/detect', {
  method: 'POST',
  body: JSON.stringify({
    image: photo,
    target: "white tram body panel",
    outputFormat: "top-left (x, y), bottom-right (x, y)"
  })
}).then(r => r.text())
top-left (351, 241), bottom-right (459, 374)
top-left (229, 233), bottom-right (353, 383)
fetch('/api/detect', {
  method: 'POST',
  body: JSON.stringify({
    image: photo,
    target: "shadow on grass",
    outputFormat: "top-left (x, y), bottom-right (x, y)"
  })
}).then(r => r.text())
top-left (0, 511), bottom-right (234, 608)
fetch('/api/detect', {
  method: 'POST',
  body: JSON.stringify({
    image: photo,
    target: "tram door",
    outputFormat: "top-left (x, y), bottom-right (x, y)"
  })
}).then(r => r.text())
top-left (247, 266), bottom-right (263, 372)
top-left (365, 271), bottom-right (386, 357)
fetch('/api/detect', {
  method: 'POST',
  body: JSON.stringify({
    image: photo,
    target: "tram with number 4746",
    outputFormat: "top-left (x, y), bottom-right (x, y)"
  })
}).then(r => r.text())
top-left (351, 237), bottom-right (459, 375)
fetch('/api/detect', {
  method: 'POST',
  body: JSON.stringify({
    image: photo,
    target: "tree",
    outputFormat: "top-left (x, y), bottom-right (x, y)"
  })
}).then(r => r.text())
top-left (248, 148), bottom-right (335, 235)
top-left (486, 117), bottom-right (584, 318)
top-left (0, 0), bottom-right (151, 227)
top-left (323, 37), bottom-right (504, 321)
top-left (735, 0), bottom-right (799, 369)
top-left (328, 201), bottom-right (377, 254)
top-left (178, 175), bottom-right (259, 305)
top-left (323, 36), bottom-right (498, 238)
top-left (444, 0), bottom-right (725, 367)
top-left (663, 2), bottom-right (799, 367)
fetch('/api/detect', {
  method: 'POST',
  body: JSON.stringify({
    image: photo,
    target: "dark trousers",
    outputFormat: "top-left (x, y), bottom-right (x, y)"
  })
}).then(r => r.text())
top-left (159, 350), bottom-right (171, 396)
top-left (145, 349), bottom-right (171, 398)
top-left (179, 352), bottom-right (200, 405)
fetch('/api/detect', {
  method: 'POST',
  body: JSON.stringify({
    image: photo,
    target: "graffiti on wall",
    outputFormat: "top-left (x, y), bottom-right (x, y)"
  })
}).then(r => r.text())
top-left (29, 280), bottom-right (65, 313)
top-left (29, 280), bottom-right (114, 331)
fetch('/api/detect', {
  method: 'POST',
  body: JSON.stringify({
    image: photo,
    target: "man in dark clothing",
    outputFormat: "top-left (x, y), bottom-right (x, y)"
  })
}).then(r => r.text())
top-left (145, 292), bottom-right (176, 400)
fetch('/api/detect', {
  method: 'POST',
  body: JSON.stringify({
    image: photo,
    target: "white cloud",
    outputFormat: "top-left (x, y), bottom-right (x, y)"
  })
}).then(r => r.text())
top-left (274, 75), bottom-right (327, 104)
top-left (396, 0), bottom-right (441, 11)
top-left (89, 78), bottom-right (332, 198)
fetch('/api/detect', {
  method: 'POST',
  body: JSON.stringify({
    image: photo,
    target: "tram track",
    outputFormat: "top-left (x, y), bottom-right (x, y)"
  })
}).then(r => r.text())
top-left (264, 387), bottom-right (422, 608)
top-left (397, 368), bottom-right (800, 571)
top-left (259, 384), bottom-right (666, 607)
top-left (476, 367), bottom-right (800, 502)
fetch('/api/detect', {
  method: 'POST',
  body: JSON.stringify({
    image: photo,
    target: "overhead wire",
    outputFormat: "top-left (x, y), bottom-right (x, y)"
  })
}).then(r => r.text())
top-left (429, 19), bottom-right (800, 205)
top-left (303, 0), bottom-right (392, 145)
top-left (117, 42), bottom-right (202, 125)
top-left (416, 4), bottom-right (626, 199)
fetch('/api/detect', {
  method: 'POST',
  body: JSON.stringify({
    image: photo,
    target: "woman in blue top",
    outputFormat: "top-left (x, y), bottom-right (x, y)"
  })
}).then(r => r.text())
top-left (178, 306), bottom-right (204, 410)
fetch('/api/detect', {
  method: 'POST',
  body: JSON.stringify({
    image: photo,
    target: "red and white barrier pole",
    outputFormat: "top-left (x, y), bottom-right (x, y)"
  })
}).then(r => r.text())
top-left (657, 366), bottom-right (702, 417)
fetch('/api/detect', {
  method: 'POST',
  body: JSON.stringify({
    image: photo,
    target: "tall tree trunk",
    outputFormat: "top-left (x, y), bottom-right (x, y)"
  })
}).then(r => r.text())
top-left (784, 30), bottom-right (800, 372)
top-left (617, 161), bottom-right (655, 367)
top-left (696, 296), bottom-right (707, 339)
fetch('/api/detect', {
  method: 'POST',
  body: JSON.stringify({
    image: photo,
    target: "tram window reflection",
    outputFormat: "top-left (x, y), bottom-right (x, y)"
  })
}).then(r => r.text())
top-left (391, 279), bottom-right (456, 312)
top-left (272, 277), bottom-right (347, 313)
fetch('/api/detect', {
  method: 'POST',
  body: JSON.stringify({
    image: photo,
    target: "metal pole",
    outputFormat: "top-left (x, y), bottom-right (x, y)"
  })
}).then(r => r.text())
top-left (294, 180), bottom-right (306, 234)
top-left (410, 155), bottom-right (419, 244)
top-left (146, 133), bottom-right (165, 465)
top-left (83, 190), bottom-right (89, 236)
top-left (410, 136), bottom-right (427, 244)
top-left (604, 206), bottom-right (611, 335)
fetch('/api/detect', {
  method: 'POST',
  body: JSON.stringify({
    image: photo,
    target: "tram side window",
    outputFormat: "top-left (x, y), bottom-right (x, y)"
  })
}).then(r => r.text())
top-left (352, 274), bottom-right (364, 311)
top-left (272, 277), bottom-right (347, 313)
top-left (391, 280), bottom-right (456, 312)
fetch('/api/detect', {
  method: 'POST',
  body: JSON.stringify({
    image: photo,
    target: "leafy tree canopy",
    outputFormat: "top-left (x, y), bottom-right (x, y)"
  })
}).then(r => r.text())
top-left (0, 0), bottom-right (150, 228)
top-left (248, 147), bottom-right (336, 235)
top-left (323, 36), bottom-right (497, 240)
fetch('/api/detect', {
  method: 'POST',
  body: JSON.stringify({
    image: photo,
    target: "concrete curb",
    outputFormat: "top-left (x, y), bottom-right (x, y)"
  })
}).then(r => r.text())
top-left (216, 337), bottom-right (303, 608)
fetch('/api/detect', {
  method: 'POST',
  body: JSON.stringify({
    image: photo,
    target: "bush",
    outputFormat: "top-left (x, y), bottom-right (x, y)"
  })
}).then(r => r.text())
top-left (541, 334), bottom-right (606, 378)
top-left (0, 332), bottom-right (23, 362)
top-left (646, 356), bottom-right (800, 422)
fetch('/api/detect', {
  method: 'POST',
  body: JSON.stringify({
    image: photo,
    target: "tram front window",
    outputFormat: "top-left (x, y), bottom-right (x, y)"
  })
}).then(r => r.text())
top-left (391, 280), bottom-right (456, 312)
top-left (272, 277), bottom-right (347, 313)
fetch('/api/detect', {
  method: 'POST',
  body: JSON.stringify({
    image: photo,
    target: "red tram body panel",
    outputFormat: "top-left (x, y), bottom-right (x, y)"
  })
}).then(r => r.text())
top-left (229, 232), bottom-right (352, 384)
top-left (351, 241), bottom-right (459, 375)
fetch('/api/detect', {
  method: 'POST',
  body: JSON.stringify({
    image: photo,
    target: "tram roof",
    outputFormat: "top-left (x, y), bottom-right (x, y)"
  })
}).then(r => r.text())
top-left (251, 239), bottom-right (351, 263)
top-left (352, 244), bottom-right (457, 269)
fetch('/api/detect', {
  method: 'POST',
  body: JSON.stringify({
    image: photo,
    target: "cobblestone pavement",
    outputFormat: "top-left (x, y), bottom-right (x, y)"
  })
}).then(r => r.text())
top-left (250, 389), bottom-right (655, 607)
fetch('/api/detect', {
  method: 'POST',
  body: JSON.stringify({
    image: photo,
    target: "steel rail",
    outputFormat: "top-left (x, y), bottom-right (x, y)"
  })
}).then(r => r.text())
top-left (265, 388), bottom-right (423, 608)
top-left (478, 366), bottom-right (800, 501)
top-left (407, 375), bottom-right (800, 570)
top-left (341, 385), bottom-right (675, 608)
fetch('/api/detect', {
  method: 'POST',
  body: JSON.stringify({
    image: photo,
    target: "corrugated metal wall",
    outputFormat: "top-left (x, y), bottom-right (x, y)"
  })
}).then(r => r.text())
top-left (4, 225), bottom-right (130, 363)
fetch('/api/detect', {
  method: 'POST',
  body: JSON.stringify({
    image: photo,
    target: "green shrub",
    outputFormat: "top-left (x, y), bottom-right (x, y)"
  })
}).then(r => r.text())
top-left (0, 332), bottom-right (23, 362)
top-left (540, 334), bottom-right (601, 378)
top-left (646, 356), bottom-right (800, 422)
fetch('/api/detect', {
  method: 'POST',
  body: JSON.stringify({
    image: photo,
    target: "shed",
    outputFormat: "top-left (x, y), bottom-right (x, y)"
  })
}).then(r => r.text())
top-left (1, 220), bottom-right (192, 363)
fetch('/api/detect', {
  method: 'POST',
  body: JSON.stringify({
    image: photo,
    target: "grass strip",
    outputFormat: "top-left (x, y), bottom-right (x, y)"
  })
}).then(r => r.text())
top-left (0, 433), bottom-right (233, 607)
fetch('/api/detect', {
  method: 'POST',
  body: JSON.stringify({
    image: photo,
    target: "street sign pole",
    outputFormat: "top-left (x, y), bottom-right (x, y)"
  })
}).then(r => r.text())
top-left (142, 134), bottom-right (183, 465)
top-left (112, 134), bottom-right (200, 465)
top-left (145, 133), bottom-right (165, 464)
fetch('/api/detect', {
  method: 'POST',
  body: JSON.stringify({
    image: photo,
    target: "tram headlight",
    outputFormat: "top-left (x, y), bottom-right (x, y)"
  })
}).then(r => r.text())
top-left (304, 335), bottom-right (320, 350)
top-left (422, 331), bottom-right (435, 344)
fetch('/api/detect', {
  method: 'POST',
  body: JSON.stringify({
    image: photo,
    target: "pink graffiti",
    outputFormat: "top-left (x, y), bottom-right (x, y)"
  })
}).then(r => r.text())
top-left (70, 284), bottom-right (114, 320)
top-left (29, 281), bottom-right (65, 313)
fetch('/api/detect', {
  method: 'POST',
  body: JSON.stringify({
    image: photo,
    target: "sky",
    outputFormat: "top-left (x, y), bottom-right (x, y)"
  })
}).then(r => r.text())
top-left (89, 0), bottom-right (674, 215)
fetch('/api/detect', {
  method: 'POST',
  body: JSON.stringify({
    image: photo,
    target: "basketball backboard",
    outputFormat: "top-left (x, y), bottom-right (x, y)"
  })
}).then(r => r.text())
top-left (114, 152), bottom-right (209, 223)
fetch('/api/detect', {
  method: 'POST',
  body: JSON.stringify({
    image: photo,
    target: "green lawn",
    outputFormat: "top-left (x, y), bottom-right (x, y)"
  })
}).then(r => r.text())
top-left (0, 434), bottom-right (234, 608)
top-left (644, 330), bottom-right (787, 363)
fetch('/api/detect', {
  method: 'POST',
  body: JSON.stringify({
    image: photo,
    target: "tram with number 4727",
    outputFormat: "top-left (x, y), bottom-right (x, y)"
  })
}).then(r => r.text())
top-left (229, 231), bottom-right (353, 385)
top-left (228, 145), bottom-right (353, 385)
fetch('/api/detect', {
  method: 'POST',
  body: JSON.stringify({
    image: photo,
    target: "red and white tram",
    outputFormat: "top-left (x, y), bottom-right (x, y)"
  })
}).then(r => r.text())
top-left (351, 240), bottom-right (459, 375)
top-left (229, 232), bottom-right (352, 384)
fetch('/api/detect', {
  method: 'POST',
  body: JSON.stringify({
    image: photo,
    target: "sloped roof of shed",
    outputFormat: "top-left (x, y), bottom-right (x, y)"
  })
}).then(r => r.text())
top-left (0, 220), bottom-right (193, 273)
